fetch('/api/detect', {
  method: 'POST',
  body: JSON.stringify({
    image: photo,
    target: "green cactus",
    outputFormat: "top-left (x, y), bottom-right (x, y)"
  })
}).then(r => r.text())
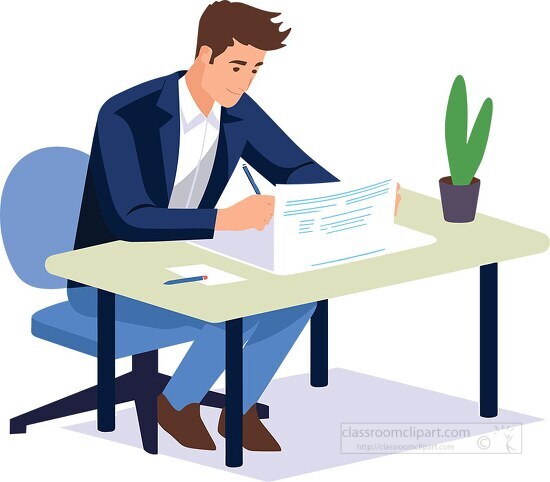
top-left (445, 75), bottom-right (493, 185)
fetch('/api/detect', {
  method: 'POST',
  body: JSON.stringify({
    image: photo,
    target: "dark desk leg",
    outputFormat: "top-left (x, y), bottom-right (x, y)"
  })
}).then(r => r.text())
top-left (97, 289), bottom-right (116, 431)
top-left (311, 299), bottom-right (328, 387)
top-left (480, 263), bottom-right (498, 418)
top-left (225, 317), bottom-right (243, 468)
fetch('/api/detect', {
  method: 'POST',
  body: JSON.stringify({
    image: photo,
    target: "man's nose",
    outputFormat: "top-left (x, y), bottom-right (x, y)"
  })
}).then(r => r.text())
top-left (238, 76), bottom-right (253, 93)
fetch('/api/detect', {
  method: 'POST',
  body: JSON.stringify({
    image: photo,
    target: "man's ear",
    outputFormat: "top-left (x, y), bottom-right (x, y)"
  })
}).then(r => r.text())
top-left (198, 45), bottom-right (213, 65)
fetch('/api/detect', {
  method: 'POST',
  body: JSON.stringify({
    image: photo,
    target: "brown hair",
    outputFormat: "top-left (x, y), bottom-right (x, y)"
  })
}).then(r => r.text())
top-left (195, 1), bottom-right (291, 63)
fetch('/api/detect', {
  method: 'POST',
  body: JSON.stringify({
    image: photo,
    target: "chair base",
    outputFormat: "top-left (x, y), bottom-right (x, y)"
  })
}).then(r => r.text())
top-left (9, 350), bottom-right (269, 454)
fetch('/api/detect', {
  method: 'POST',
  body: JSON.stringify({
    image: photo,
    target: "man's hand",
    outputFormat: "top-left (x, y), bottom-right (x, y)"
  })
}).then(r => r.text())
top-left (395, 182), bottom-right (401, 216)
top-left (215, 195), bottom-right (274, 231)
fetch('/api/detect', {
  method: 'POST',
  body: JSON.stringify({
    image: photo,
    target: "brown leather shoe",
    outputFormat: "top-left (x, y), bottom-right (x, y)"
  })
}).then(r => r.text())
top-left (157, 394), bottom-right (216, 450)
top-left (218, 404), bottom-right (281, 451)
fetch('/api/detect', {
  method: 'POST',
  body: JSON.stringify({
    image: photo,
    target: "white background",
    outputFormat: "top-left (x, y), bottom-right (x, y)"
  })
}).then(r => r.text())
top-left (1, 0), bottom-right (548, 480)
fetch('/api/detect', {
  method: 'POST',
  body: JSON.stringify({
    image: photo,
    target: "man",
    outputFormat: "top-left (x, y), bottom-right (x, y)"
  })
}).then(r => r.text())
top-left (68, 0), bottom-right (402, 452)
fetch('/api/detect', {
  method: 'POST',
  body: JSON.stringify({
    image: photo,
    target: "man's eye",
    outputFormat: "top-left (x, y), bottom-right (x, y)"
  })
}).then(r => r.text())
top-left (252, 69), bottom-right (257, 74)
top-left (233, 67), bottom-right (240, 72)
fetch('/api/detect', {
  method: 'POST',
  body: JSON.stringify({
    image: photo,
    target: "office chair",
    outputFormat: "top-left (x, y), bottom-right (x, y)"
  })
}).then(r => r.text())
top-left (1, 147), bottom-right (270, 454)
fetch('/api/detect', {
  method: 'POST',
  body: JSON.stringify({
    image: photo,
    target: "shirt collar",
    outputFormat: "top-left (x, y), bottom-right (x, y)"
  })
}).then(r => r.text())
top-left (178, 75), bottom-right (221, 132)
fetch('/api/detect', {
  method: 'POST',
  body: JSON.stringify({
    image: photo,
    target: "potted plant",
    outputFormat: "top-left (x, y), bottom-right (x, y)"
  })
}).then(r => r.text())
top-left (440, 74), bottom-right (493, 223)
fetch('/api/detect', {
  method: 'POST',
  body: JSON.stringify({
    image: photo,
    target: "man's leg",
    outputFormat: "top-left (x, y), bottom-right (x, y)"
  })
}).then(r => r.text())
top-left (162, 317), bottom-right (260, 410)
top-left (241, 302), bottom-right (317, 413)
top-left (164, 301), bottom-right (316, 452)
top-left (164, 302), bottom-right (316, 412)
top-left (217, 302), bottom-right (317, 452)
top-left (156, 316), bottom-right (261, 450)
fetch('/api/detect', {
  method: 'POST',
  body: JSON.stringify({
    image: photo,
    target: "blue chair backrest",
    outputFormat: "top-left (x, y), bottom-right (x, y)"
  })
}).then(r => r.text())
top-left (1, 147), bottom-right (89, 288)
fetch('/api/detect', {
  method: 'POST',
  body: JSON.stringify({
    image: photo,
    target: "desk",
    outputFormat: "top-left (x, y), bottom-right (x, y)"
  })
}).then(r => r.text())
top-left (46, 187), bottom-right (549, 467)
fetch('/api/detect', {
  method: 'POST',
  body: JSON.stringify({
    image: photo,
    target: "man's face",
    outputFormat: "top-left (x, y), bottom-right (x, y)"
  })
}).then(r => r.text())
top-left (200, 39), bottom-right (266, 107)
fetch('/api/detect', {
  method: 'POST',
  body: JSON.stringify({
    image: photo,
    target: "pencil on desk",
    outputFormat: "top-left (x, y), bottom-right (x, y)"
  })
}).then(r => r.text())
top-left (164, 275), bottom-right (207, 286)
top-left (242, 164), bottom-right (261, 194)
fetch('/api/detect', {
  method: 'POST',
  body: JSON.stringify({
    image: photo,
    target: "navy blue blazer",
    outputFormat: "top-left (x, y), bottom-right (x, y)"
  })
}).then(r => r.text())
top-left (70, 70), bottom-right (338, 286)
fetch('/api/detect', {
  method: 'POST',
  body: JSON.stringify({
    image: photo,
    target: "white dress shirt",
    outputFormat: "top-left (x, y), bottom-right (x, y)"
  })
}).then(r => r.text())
top-left (168, 75), bottom-right (222, 209)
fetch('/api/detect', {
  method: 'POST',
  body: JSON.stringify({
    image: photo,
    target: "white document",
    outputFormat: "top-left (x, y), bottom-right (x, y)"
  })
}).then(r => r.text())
top-left (275, 177), bottom-right (397, 271)
top-left (190, 178), bottom-right (437, 274)
top-left (166, 264), bottom-right (246, 285)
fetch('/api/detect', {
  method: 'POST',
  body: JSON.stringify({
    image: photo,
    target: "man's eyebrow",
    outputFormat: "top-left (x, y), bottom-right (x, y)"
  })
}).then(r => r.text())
top-left (229, 60), bottom-right (264, 67)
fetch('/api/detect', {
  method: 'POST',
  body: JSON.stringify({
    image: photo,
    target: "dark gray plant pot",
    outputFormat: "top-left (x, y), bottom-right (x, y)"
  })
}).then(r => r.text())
top-left (439, 176), bottom-right (480, 223)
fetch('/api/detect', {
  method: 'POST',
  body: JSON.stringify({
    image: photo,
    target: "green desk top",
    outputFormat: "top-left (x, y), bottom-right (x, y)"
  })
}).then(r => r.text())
top-left (46, 188), bottom-right (549, 322)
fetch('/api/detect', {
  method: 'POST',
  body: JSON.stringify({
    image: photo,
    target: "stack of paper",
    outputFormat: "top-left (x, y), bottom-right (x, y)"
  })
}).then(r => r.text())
top-left (189, 178), bottom-right (436, 274)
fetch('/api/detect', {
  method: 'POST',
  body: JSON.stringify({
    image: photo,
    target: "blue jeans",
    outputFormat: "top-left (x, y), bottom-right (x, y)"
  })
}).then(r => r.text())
top-left (68, 287), bottom-right (316, 412)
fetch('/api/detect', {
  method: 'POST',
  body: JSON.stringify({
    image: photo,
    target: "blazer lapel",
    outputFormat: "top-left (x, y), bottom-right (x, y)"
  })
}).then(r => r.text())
top-left (156, 70), bottom-right (184, 202)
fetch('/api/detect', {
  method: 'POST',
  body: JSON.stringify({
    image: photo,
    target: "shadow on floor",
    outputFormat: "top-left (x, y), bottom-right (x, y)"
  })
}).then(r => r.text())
top-left (64, 368), bottom-right (541, 480)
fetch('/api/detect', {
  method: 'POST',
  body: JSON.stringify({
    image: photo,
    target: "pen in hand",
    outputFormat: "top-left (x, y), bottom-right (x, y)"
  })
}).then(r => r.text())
top-left (164, 275), bottom-right (208, 286)
top-left (242, 164), bottom-right (261, 194)
top-left (215, 165), bottom-right (272, 231)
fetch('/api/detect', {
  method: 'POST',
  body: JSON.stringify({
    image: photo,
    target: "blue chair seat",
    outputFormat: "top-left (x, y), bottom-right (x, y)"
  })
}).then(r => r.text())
top-left (31, 302), bottom-right (197, 359)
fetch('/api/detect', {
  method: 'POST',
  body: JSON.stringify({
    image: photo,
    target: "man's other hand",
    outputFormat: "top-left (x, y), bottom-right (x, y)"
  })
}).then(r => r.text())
top-left (215, 195), bottom-right (274, 231)
top-left (395, 182), bottom-right (401, 216)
